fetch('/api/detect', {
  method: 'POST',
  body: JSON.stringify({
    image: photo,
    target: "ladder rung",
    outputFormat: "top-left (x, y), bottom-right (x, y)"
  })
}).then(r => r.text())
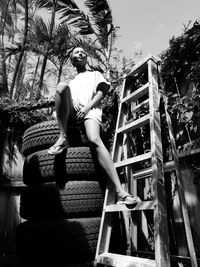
top-left (96, 252), bottom-right (156, 267)
top-left (122, 83), bottom-right (149, 104)
top-left (131, 98), bottom-right (149, 115)
top-left (178, 145), bottom-right (200, 158)
top-left (132, 160), bottom-right (175, 179)
top-left (105, 201), bottom-right (153, 212)
top-left (117, 114), bottom-right (150, 135)
top-left (133, 167), bottom-right (152, 179)
top-left (114, 152), bottom-right (151, 169)
top-left (164, 160), bottom-right (176, 172)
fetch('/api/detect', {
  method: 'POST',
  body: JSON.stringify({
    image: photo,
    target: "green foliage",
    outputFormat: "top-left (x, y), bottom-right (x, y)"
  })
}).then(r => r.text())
top-left (101, 88), bottom-right (119, 150)
top-left (161, 20), bottom-right (200, 147)
top-left (161, 20), bottom-right (200, 93)
top-left (0, 97), bottom-right (52, 144)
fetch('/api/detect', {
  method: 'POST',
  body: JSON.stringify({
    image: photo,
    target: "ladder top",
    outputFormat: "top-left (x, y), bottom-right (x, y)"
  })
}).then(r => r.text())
top-left (123, 54), bottom-right (161, 79)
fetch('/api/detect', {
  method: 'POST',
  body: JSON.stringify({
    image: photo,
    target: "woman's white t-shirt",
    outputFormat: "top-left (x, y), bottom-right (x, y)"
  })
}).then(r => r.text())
top-left (69, 70), bottom-right (109, 124)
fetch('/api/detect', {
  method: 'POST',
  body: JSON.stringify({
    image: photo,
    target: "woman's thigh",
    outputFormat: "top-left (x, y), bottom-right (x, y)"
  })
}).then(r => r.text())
top-left (58, 85), bottom-right (75, 123)
top-left (84, 119), bottom-right (101, 141)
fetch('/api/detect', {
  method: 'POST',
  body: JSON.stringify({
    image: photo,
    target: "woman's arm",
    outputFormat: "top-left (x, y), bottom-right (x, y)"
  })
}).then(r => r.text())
top-left (76, 82), bottom-right (109, 121)
top-left (76, 90), bottom-right (103, 120)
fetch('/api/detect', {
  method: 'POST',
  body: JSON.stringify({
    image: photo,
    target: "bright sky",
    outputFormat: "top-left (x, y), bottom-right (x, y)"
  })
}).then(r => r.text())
top-left (108, 0), bottom-right (200, 59)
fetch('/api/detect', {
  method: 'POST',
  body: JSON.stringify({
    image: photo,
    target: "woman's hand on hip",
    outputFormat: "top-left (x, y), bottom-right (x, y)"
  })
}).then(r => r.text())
top-left (76, 105), bottom-right (89, 121)
top-left (73, 100), bottom-right (83, 112)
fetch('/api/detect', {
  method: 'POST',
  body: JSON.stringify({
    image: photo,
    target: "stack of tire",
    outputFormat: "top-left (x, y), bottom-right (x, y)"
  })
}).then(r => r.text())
top-left (15, 120), bottom-right (107, 266)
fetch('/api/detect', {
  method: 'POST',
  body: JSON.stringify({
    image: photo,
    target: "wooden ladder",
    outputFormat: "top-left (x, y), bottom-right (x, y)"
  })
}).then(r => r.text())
top-left (95, 55), bottom-right (198, 267)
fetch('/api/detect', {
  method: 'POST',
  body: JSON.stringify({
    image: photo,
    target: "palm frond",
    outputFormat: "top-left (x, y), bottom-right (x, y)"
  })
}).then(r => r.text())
top-left (32, 0), bottom-right (77, 10)
top-left (85, 0), bottom-right (109, 14)
top-left (85, 0), bottom-right (114, 48)
top-left (59, 6), bottom-right (93, 35)
top-left (49, 23), bottom-right (71, 55)
top-left (57, 0), bottom-right (79, 10)
top-left (4, 42), bottom-right (22, 59)
top-left (32, 0), bottom-right (54, 9)
top-left (30, 16), bottom-right (51, 43)
top-left (52, 23), bottom-right (71, 45)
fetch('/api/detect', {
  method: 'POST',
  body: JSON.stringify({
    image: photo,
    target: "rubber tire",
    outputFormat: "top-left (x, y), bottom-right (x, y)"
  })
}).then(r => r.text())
top-left (23, 147), bottom-right (100, 185)
top-left (22, 120), bottom-right (89, 157)
top-left (15, 217), bottom-right (101, 264)
top-left (20, 181), bottom-right (104, 220)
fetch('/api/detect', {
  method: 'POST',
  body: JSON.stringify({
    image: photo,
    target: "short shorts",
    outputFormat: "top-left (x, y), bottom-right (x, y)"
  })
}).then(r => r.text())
top-left (68, 107), bottom-right (102, 126)
top-left (84, 108), bottom-right (102, 125)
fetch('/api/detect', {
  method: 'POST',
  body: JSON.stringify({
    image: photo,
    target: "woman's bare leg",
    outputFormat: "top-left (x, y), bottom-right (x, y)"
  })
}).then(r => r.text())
top-left (48, 83), bottom-right (73, 154)
top-left (84, 119), bottom-right (137, 200)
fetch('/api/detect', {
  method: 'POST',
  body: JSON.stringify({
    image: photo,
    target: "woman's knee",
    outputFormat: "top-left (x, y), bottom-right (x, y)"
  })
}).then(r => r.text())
top-left (56, 82), bottom-right (70, 95)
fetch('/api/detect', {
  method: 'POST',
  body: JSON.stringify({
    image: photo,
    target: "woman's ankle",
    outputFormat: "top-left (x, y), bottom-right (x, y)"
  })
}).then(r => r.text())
top-left (116, 189), bottom-right (129, 199)
top-left (60, 132), bottom-right (67, 140)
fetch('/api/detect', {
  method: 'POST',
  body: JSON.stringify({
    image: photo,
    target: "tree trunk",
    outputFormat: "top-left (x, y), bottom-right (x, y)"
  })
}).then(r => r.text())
top-left (16, 53), bottom-right (27, 101)
top-left (37, 0), bottom-right (56, 100)
top-left (0, 50), bottom-right (8, 97)
top-left (31, 56), bottom-right (40, 99)
top-left (57, 64), bottom-right (63, 84)
top-left (0, 0), bottom-right (11, 97)
top-left (10, 0), bottom-right (29, 99)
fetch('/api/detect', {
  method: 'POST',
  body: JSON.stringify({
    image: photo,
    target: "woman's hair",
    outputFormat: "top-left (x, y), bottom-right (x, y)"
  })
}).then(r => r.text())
top-left (69, 47), bottom-right (76, 62)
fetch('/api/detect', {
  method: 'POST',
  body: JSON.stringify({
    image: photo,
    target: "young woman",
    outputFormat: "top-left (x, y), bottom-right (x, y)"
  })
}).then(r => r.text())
top-left (48, 47), bottom-right (141, 205)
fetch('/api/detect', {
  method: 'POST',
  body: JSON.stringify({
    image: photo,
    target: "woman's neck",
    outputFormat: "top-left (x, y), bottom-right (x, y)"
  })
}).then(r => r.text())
top-left (77, 66), bottom-right (87, 73)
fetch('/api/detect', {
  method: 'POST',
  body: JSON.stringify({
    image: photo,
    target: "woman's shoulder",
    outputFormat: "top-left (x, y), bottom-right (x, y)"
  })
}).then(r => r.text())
top-left (89, 70), bottom-right (105, 79)
top-left (58, 81), bottom-right (68, 86)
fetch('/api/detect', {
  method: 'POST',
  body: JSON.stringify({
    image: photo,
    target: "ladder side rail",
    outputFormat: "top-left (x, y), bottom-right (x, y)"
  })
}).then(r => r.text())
top-left (148, 59), bottom-right (171, 267)
top-left (95, 183), bottom-right (115, 258)
top-left (112, 78), bottom-right (127, 162)
top-left (96, 76), bottom-right (130, 260)
top-left (127, 101), bottom-right (138, 254)
top-left (163, 95), bottom-right (198, 267)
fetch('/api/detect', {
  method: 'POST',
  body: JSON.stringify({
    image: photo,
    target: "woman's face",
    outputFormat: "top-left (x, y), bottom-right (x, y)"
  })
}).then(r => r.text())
top-left (71, 47), bottom-right (87, 68)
